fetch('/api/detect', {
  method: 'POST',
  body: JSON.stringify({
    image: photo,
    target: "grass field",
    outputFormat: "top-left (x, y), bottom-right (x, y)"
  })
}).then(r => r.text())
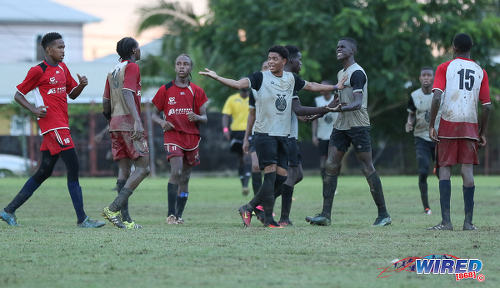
top-left (0, 175), bottom-right (499, 288)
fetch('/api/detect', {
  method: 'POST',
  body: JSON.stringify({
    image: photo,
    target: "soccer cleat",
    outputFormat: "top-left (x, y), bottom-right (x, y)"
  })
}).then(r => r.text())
top-left (254, 208), bottom-right (265, 224)
top-left (463, 222), bottom-right (477, 231)
top-left (427, 222), bottom-right (453, 231)
top-left (242, 187), bottom-right (250, 196)
top-left (102, 207), bottom-right (125, 229)
top-left (372, 216), bottom-right (392, 227)
top-left (278, 218), bottom-right (293, 226)
top-left (77, 216), bottom-right (105, 228)
top-left (238, 205), bottom-right (253, 227)
top-left (123, 221), bottom-right (142, 229)
top-left (0, 210), bottom-right (18, 226)
top-left (424, 208), bottom-right (432, 215)
top-left (265, 220), bottom-right (283, 228)
top-left (176, 217), bottom-right (184, 224)
top-left (166, 215), bottom-right (177, 225)
top-left (306, 213), bottom-right (331, 226)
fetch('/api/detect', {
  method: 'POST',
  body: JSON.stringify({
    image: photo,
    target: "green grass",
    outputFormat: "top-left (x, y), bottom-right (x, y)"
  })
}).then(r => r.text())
top-left (1, 175), bottom-right (499, 288)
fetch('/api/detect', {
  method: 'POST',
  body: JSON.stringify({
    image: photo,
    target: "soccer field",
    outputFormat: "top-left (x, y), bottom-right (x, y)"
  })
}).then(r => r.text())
top-left (1, 175), bottom-right (499, 287)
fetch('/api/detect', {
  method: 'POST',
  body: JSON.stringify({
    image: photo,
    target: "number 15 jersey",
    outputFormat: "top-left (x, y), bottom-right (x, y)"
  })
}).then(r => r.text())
top-left (432, 57), bottom-right (490, 140)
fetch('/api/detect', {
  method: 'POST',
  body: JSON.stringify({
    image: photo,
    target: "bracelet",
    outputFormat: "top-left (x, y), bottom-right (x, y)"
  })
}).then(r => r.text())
top-left (223, 127), bottom-right (229, 133)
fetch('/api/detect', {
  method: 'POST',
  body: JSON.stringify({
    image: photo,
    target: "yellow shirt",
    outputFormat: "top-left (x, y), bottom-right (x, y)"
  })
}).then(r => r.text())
top-left (222, 93), bottom-right (249, 131)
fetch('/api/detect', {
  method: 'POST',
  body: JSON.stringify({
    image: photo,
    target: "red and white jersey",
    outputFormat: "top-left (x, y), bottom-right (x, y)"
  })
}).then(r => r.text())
top-left (432, 57), bottom-right (490, 140)
top-left (16, 61), bottom-right (78, 134)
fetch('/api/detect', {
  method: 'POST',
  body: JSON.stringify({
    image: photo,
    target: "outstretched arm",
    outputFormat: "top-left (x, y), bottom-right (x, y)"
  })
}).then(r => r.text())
top-left (292, 98), bottom-right (340, 116)
top-left (303, 76), bottom-right (347, 92)
top-left (199, 68), bottom-right (249, 90)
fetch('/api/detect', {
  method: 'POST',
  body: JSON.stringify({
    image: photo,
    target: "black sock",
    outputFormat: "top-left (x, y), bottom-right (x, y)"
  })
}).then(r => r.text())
top-left (175, 192), bottom-right (189, 218)
top-left (321, 174), bottom-right (338, 219)
top-left (116, 179), bottom-right (131, 222)
top-left (280, 184), bottom-right (294, 220)
top-left (251, 172), bottom-right (262, 196)
top-left (4, 177), bottom-right (41, 214)
top-left (274, 174), bottom-right (287, 199)
top-left (463, 185), bottom-right (475, 224)
top-left (238, 163), bottom-right (245, 186)
top-left (167, 183), bottom-right (178, 216)
top-left (249, 172), bottom-right (276, 224)
top-left (366, 172), bottom-right (389, 218)
top-left (109, 188), bottom-right (133, 212)
top-left (68, 181), bottom-right (87, 223)
top-left (418, 174), bottom-right (430, 209)
top-left (439, 180), bottom-right (451, 224)
top-left (320, 168), bottom-right (326, 180)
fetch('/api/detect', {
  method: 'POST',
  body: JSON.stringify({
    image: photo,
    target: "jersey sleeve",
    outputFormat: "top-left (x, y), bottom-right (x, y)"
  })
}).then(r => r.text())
top-left (16, 66), bottom-right (43, 95)
top-left (293, 74), bottom-right (306, 92)
top-left (350, 70), bottom-right (366, 93)
top-left (221, 96), bottom-right (233, 115)
top-left (103, 78), bottom-right (110, 100)
top-left (407, 95), bottom-right (416, 113)
top-left (479, 69), bottom-right (491, 105)
top-left (64, 65), bottom-right (78, 94)
top-left (151, 85), bottom-right (166, 111)
top-left (432, 63), bottom-right (447, 93)
top-left (247, 72), bottom-right (263, 91)
top-left (123, 62), bottom-right (140, 93)
top-left (249, 90), bottom-right (256, 108)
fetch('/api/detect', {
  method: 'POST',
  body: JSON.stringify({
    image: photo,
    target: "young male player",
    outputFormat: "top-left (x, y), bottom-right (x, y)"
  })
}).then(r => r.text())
top-left (102, 37), bottom-right (150, 229)
top-left (0, 32), bottom-right (104, 228)
top-left (405, 67), bottom-right (436, 215)
top-left (222, 88), bottom-right (252, 195)
top-left (152, 54), bottom-right (208, 225)
top-left (428, 33), bottom-right (491, 231)
top-left (306, 37), bottom-right (392, 227)
top-left (200, 45), bottom-right (343, 227)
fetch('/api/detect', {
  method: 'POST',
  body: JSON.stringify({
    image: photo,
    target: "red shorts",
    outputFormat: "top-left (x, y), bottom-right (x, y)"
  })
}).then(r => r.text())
top-left (111, 131), bottom-right (149, 161)
top-left (165, 144), bottom-right (200, 166)
top-left (437, 138), bottom-right (479, 167)
top-left (40, 129), bottom-right (74, 155)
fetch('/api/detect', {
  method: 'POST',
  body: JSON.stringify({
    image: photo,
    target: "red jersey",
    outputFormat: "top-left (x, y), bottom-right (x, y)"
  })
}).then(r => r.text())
top-left (432, 57), bottom-right (490, 140)
top-left (16, 61), bottom-right (78, 134)
top-left (103, 61), bottom-right (142, 131)
top-left (152, 81), bottom-right (208, 148)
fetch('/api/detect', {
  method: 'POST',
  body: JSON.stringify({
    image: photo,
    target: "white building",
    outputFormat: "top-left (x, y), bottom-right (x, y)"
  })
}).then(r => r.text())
top-left (0, 0), bottom-right (100, 63)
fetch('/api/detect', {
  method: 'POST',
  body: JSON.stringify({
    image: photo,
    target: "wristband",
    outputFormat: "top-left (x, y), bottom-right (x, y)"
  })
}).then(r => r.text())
top-left (223, 127), bottom-right (229, 133)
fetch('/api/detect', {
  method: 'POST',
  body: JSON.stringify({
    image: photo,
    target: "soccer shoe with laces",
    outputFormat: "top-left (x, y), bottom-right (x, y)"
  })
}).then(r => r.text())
top-left (238, 205), bottom-right (253, 227)
top-left (0, 210), bottom-right (18, 226)
top-left (166, 215), bottom-right (177, 224)
top-left (424, 208), bottom-right (432, 215)
top-left (306, 214), bottom-right (331, 226)
top-left (123, 221), bottom-right (142, 229)
top-left (102, 207), bottom-right (125, 229)
top-left (372, 215), bottom-right (392, 227)
top-left (278, 218), bottom-right (293, 226)
top-left (463, 222), bottom-right (477, 231)
top-left (176, 217), bottom-right (184, 224)
top-left (265, 220), bottom-right (283, 228)
top-left (77, 216), bottom-right (105, 228)
top-left (427, 222), bottom-right (453, 231)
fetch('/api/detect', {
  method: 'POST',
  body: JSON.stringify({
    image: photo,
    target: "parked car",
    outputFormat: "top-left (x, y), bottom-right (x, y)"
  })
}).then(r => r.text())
top-left (0, 154), bottom-right (37, 177)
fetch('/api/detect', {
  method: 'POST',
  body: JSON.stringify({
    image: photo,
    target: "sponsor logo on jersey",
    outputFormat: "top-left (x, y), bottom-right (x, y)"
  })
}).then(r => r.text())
top-left (169, 97), bottom-right (176, 105)
top-left (275, 94), bottom-right (287, 112)
top-left (168, 107), bottom-right (193, 116)
top-left (49, 77), bottom-right (58, 85)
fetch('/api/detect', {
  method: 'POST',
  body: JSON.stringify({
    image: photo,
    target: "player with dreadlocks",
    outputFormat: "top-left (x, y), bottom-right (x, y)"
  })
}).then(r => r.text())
top-left (152, 54), bottom-right (209, 225)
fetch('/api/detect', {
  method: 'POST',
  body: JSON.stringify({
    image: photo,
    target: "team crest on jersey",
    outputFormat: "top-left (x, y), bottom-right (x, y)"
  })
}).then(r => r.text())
top-left (49, 77), bottom-right (58, 85)
top-left (424, 111), bottom-right (430, 123)
top-left (169, 97), bottom-right (176, 105)
top-left (275, 94), bottom-right (287, 112)
top-left (324, 114), bottom-right (333, 124)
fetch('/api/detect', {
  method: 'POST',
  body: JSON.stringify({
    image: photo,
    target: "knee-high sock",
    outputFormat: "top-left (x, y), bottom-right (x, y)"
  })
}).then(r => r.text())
top-left (321, 174), bottom-right (338, 219)
top-left (116, 179), bottom-right (131, 222)
top-left (109, 188), bottom-right (133, 212)
top-left (167, 183), bottom-right (178, 216)
top-left (175, 192), bottom-right (189, 218)
top-left (439, 180), bottom-right (451, 224)
top-left (274, 174), bottom-right (287, 199)
top-left (68, 181), bottom-right (87, 223)
top-left (366, 172), bottom-right (389, 218)
top-left (4, 177), bottom-right (41, 214)
top-left (463, 185), bottom-right (475, 224)
top-left (251, 172), bottom-right (262, 196)
top-left (280, 184), bottom-right (294, 220)
top-left (418, 174), bottom-right (430, 210)
top-left (249, 172), bottom-right (276, 224)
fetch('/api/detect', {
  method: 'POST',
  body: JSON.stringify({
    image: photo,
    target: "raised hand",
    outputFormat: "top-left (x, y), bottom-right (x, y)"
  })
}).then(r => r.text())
top-left (77, 74), bottom-right (88, 87)
top-left (198, 68), bottom-right (218, 79)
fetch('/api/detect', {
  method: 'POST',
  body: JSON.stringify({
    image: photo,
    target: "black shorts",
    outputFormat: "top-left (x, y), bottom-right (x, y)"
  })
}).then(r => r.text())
top-left (415, 137), bottom-right (436, 174)
top-left (318, 139), bottom-right (329, 157)
top-left (330, 127), bottom-right (372, 153)
top-left (254, 132), bottom-right (288, 170)
top-left (230, 131), bottom-right (245, 155)
top-left (248, 135), bottom-right (256, 153)
top-left (287, 137), bottom-right (302, 167)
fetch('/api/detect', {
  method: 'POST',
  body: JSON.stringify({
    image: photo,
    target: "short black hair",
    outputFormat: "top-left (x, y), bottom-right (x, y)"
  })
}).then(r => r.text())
top-left (176, 53), bottom-right (193, 66)
top-left (268, 45), bottom-right (289, 59)
top-left (339, 37), bottom-right (358, 52)
top-left (285, 45), bottom-right (300, 60)
top-left (421, 66), bottom-right (434, 72)
top-left (453, 33), bottom-right (473, 53)
top-left (116, 37), bottom-right (138, 60)
top-left (41, 32), bottom-right (62, 49)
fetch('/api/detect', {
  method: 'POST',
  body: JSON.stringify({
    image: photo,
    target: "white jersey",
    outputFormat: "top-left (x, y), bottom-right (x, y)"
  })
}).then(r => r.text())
top-left (247, 70), bottom-right (305, 137)
top-left (314, 95), bottom-right (337, 140)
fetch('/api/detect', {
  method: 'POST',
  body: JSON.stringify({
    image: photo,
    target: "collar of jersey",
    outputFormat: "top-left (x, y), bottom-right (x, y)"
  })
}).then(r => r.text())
top-left (44, 60), bottom-right (60, 67)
